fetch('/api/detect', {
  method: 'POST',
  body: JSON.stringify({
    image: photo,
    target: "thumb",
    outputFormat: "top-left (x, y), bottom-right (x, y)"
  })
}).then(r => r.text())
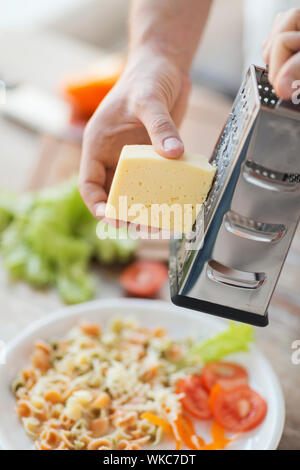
top-left (138, 99), bottom-right (184, 159)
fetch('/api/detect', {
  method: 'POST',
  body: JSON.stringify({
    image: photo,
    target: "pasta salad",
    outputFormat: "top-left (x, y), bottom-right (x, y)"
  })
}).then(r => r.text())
top-left (12, 317), bottom-right (266, 450)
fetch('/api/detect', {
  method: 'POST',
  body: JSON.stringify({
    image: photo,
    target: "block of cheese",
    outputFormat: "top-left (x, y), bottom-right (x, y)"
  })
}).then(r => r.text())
top-left (105, 145), bottom-right (216, 233)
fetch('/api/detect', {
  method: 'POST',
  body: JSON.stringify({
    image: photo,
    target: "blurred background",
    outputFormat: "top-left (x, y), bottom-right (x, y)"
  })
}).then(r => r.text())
top-left (1, 0), bottom-right (292, 97)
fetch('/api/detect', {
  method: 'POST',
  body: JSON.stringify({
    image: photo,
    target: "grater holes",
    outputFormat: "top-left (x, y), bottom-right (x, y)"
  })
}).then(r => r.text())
top-left (257, 71), bottom-right (279, 108)
top-left (224, 210), bottom-right (286, 243)
top-left (244, 160), bottom-right (300, 190)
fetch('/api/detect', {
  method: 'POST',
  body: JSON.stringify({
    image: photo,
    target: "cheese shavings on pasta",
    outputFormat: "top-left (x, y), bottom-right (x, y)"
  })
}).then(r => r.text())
top-left (12, 317), bottom-right (197, 450)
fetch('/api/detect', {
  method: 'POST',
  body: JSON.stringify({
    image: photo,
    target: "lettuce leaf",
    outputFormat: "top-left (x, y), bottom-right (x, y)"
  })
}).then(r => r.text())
top-left (0, 178), bottom-right (136, 304)
top-left (0, 192), bottom-right (17, 231)
top-left (190, 322), bottom-right (254, 363)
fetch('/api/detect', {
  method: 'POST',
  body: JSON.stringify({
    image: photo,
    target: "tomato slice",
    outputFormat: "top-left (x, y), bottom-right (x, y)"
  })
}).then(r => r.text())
top-left (120, 261), bottom-right (168, 298)
top-left (176, 375), bottom-right (212, 420)
top-left (211, 384), bottom-right (267, 432)
top-left (201, 361), bottom-right (248, 392)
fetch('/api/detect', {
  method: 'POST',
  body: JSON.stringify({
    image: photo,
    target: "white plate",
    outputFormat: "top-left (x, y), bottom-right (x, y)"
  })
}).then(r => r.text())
top-left (0, 298), bottom-right (285, 450)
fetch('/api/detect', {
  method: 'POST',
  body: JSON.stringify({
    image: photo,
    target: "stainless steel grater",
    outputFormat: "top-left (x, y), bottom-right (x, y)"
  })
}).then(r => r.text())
top-left (170, 65), bottom-right (300, 327)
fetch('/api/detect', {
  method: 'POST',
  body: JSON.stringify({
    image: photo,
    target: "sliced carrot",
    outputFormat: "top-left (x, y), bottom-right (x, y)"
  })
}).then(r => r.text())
top-left (175, 440), bottom-right (182, 450)
top-left (182, 413), bottom-right (205, 448)
top-left (200, 420), bottom-right (231, 450)
top-left (174, 414), bottom-right (199, 450)
top-left (141, 412), bottom-right (172, 434)
top-left (211, 420), bottom-right (226, 442)
top-left (209, 383), bottom-right (222, 410)
top-left (174, 414), bottom-right (206, 450)
top-left (141, 412), bottom-right (205, 451)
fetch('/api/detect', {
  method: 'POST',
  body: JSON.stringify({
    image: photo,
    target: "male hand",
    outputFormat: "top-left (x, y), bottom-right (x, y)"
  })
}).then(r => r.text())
top-left (263, 8), bottom-right (300, 100)
top-left (79, 52), bottom-right (190, 218)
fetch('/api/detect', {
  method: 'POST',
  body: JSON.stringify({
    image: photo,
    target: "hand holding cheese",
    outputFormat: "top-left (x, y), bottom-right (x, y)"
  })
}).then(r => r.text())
top-left (79, 0), bottom-right (212, 218)
top-left (79, 53), bottom-right (190, 218)
top-left (105, 145), bottom-right (215, 233)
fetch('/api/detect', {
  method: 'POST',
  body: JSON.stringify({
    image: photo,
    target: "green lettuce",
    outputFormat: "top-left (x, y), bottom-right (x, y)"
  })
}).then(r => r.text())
top-left (0, 178), bottom-right (136, 304)
top-left (190, 322), bottom-right (254, 363)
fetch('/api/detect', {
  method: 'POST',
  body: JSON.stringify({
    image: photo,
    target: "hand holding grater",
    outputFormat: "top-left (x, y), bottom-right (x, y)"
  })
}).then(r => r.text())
top-left (170, 65), bottom-right (300, 327)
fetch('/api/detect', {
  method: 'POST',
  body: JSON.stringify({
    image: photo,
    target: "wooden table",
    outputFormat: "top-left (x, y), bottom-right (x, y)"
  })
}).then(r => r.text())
top-left (0, 29), bottom-right (299, 450)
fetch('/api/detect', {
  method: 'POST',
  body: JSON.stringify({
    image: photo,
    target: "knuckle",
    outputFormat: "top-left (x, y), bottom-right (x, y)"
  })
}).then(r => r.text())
top-left (275, 30), bottom-right (294, 47)
top-left (130, 88), bottom-right (158, 115)
top-left (290, 7), bottom-right (300, 19)
top-left (272, 32), bottom-right (286, 51)
top-left (276, 31), bottom-right (288, 44)
top-left (149, 115), bottom-right (172, 135)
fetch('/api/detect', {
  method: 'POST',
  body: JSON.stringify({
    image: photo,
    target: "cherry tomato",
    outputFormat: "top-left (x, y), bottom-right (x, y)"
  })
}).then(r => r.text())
top-left (120, 261), bottom-right (168, 298)
top-left (201, 362), bottom-right (248, 392)
top-left (211, 384), bottom-right (267, 432)
top-left (176, 375), bottom-right (212, 420)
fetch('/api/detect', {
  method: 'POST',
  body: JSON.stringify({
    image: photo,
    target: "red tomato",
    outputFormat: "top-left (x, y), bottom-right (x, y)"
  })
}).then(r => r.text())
top-left (176, 375), bottom-right (212, 420)
top-left (201, 362), bottom-right (248, 392)
top-left (211, 384), bottom-right (267, 432)
top-left (120, 261), bottom-right (168, 298)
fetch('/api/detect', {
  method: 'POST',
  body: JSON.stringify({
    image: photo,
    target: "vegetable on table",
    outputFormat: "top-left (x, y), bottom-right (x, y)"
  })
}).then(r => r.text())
top-left (0, 178), bottom-right (136, 304)
top-left (120, 260), bottom-right (168, 298)
top-left (61, 55), bottom-right (123, 121)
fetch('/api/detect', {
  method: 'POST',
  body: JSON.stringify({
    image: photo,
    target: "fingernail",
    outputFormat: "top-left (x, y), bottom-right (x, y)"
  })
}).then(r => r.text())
top-left (163, 137), bottom-right (183, 152)
top-left (95, 202), bottom-right (106, 218)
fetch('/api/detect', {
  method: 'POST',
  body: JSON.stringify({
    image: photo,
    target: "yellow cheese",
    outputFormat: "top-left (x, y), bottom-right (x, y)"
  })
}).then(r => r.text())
top-left (105, 145), bottom-right (216, 233)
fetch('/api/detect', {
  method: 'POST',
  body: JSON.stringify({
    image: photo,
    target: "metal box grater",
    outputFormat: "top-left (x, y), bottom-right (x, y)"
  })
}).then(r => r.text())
top-left (170, 65), bottom-right (300, 327)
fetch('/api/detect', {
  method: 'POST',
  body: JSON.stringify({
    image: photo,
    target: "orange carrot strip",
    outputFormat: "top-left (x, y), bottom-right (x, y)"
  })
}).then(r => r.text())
top-left (182, 413), bottom-right (206, 448)
top-left (141, 412), bottom-right (172, 434)
top-left (175, 440), bottom-right (182, 450)
top-left (209, 383), bottom-right (222, 410)
top-left (211, 420), bottom-right (226, 442)
top-left (200, 420), bottom-right (231, 450)
top-left (174, 414), bottom-right (200, 450)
